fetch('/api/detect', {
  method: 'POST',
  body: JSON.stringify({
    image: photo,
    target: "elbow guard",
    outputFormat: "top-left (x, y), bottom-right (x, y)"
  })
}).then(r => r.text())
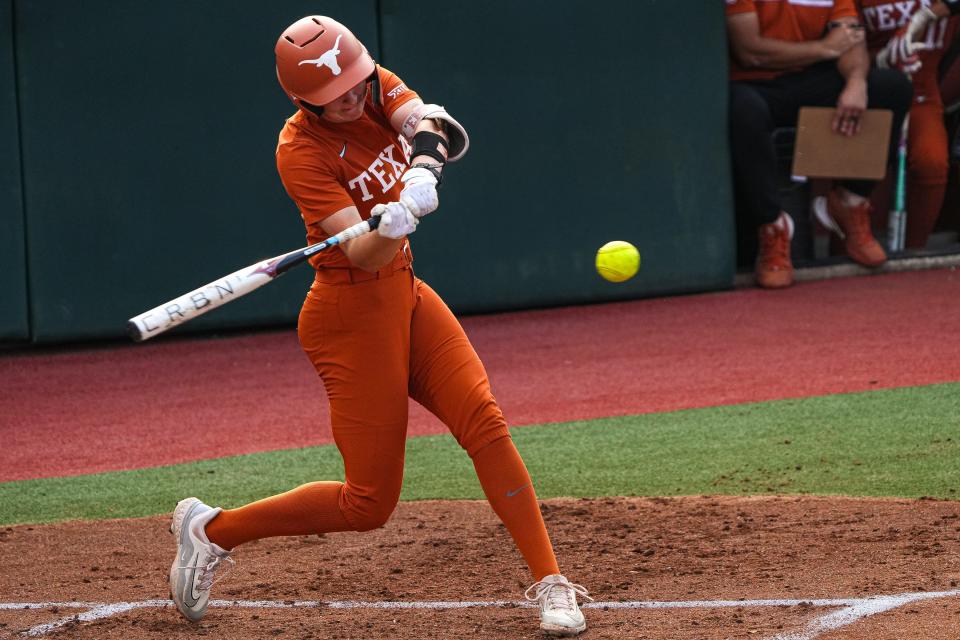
top-left (400, 103), bottom-right (469, 162)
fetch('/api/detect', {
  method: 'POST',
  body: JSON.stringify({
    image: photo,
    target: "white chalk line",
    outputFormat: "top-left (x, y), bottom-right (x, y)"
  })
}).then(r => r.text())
top-left (767, 590), bottom-right (959, 640)
top-left (4, 590), bottom-right (958, 638)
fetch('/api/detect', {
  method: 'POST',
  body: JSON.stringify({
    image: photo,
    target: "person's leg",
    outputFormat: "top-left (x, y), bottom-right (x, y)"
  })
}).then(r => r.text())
top-left (170, 273), bottom-right (416, 623)
top-left (841, 67), bottom-right (913, 198)
top-left (760, 63), bottom-right (908, 196)
top-left (205, 274), bottom-right (415, 549)
top-left (471, 437), bottom-right (559, 577)
top-left (771, 63), bottom-right (910, 265)
top-left (729, 82), bottom-right (782, 228)
top-left (406, 278), bottom-right (587, 634)
top-left (827, 68), bottom-right (912, 263)
top-left (406, 278), bottom-right (561, 580)
top-left (760, 62), bottom-right (848, 119)
top-left (904, 94), bottom-right (950, 249)
top-left (729, 82), bottom-right (796, 288)
top-left (759, 64), bottom-right (910, 195)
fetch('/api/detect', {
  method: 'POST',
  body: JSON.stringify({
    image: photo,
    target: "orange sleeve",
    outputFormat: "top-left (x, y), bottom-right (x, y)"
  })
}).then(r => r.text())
top-left (831, 0), bottom-right (859, 21)
top-left (376, 66), bottom-right (420, 119)
top-left (276, 130), bottom-right (353, 230)
top-left (725, 0), bottom-right (756, 16)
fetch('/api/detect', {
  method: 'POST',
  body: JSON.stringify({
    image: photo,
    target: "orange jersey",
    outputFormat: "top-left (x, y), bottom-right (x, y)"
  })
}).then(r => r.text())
top-left (276, 65), bottom-right (420, 269)
top-left (858, 0), bottom-right (959, 101)
top-left (726, 0), bottom-right (859, 81)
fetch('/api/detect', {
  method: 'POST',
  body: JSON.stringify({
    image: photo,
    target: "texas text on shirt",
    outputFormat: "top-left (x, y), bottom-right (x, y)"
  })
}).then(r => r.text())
top-left (276, 66), bottom-right (419, 269)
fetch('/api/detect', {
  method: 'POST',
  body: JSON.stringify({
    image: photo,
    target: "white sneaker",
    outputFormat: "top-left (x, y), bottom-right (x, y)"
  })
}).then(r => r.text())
top-left (525, 574), bottom-right (592, 636)
top-left (168, 497), bottom-right (233, 622)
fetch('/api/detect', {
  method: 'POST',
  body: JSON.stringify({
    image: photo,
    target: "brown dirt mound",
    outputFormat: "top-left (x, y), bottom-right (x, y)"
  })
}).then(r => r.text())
top-left (2, 496), bottom-right (960, 639)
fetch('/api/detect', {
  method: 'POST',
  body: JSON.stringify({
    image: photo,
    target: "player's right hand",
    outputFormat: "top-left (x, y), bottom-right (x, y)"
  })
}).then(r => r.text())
top-left (373, 201), bottom-right (419, 239)
top-left (821, 22), bottom-right (864, 59)
top-left (399, 167), bottom-right (439, 217)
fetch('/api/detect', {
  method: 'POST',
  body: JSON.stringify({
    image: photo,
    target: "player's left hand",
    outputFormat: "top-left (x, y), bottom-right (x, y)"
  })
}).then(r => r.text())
top-left (373, 201), bottom-right (419, 239)
top-left (399, 167), bottom-right (439, 217)
top-left (833, 79), bottom-right (867, 137)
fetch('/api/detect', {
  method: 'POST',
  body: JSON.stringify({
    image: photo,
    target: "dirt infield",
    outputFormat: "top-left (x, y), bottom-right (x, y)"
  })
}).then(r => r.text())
top-left (2, 496), bottom-right (959, 639)
top-left (4, 270), bottom-right (960, 638)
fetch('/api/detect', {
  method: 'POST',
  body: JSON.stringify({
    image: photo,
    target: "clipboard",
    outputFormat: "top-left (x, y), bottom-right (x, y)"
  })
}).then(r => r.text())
top-left (791, 107), bottom-right (893, 180)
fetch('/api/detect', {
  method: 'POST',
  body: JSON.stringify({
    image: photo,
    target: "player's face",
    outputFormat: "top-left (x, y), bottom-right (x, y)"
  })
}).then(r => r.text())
top-left (321, 80), bottom-right (368, 123)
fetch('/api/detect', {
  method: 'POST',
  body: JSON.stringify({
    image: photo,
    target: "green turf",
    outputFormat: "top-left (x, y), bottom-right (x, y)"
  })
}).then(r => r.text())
top-left (2, 383), bottom-right (958, 525)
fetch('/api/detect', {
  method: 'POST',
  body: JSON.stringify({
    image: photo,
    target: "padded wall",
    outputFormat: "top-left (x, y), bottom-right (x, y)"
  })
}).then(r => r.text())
top-left (380, 1), bottom-right (735, 313)
top-left (0, 0), bottom-right (29, 341)
top-left (15, 1), bottom-right (377, 342)
top-left (11, 2), bottom-right (736, 343)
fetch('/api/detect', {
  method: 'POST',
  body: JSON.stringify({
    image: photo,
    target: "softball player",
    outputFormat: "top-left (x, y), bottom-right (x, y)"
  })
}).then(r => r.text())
top-left (859, 0), bottom-right (959, 249)
top-left (167, 16), bottom-right (590, 636)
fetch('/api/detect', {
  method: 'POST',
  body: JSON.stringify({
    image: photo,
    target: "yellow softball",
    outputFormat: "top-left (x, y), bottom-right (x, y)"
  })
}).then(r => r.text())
top-left (595, 240), bottom-right (640, 283)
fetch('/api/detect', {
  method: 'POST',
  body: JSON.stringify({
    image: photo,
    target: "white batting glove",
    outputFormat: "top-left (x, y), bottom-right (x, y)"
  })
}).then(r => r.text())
top-left (906, 6), bottom-right (938, 44)
top-left (373, 201), bottom-right (419, 239)
top-left (399, 167), bottom-right (439, 217)
top-left (876, 28), bottom-right (929, 75)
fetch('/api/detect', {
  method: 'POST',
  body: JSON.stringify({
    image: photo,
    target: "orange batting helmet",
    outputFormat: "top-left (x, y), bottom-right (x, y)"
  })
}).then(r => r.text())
top-left (275, 16), bottom-right (375, 108)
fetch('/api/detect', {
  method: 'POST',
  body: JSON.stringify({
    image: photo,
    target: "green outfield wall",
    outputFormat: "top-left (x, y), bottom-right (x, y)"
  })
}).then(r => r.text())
top-left (379, 1), bottom-right (734, 314)
top-left (5, 1), bottom-right (734, 344)
top-left (0, 0), bottom-right (29, 341)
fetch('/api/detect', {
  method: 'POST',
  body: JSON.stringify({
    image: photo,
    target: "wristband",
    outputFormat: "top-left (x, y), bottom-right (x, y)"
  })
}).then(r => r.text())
top-left (409, 162), bottom-right (443, 187)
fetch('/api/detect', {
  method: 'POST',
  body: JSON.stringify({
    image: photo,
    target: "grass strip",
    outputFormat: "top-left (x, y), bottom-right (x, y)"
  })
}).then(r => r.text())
top-left (2, 382), bottom-right (958, 525)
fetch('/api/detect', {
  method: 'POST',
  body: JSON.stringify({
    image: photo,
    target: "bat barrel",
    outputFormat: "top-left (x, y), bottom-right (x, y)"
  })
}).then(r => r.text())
top-left (127, 320), bottom-right (146, 343)
top-left (126, 216), bottom-right (379, 343)
top-left (127, 263), bottom-right (276, 341)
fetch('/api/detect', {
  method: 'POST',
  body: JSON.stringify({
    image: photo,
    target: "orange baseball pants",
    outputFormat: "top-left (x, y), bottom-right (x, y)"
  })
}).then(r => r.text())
top-left (904, 73), bottom-right (950, 249)
top-left (205, 265), bottom-right (560, 580)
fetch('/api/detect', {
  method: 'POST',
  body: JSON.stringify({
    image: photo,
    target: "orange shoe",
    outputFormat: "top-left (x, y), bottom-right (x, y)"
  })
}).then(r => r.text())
top-left (755, 212), bottom-right (794, 289)
top-left (813, 189), bottom-right (887, 267)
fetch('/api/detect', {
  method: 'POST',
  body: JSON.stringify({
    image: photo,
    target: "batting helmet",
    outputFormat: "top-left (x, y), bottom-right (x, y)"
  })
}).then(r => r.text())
top-left (275, 16), bottom-right (375, 108)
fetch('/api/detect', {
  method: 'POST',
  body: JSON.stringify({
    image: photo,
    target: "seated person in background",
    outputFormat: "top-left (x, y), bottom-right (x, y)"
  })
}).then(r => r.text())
top-left (726, 0), bottom-right (913, 288)
top-left (859, 0), bottom-right (960, 249)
